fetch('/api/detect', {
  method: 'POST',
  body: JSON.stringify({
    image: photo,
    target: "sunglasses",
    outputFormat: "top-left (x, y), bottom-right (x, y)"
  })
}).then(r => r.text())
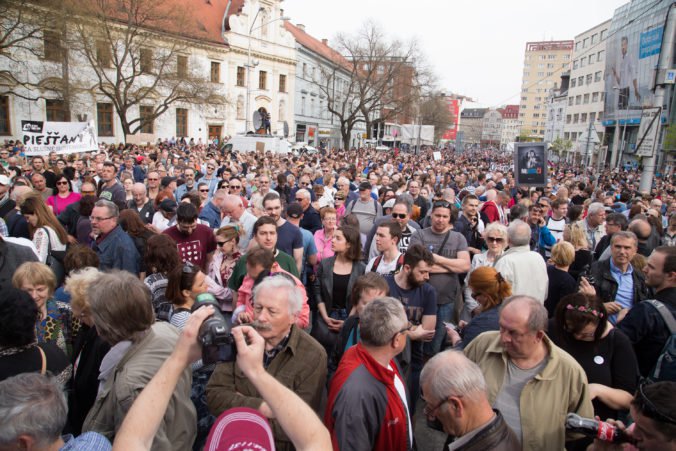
top-left (56, 181), bottom-right (69, 185)
top-left (216, 239), bottom-right (232, 247)
top-left (207, 166), bottom-right (215, 170)
top-left (486, 236), bottom-right (504, 243)
top-left (391, 213), bottom-right (407, 219)
top-left (433, 201), bottom-right (452, 210)
top-left (199, 189), bottom-right (209, 192)
top-left (230, 185), bottom-right (241, 190)
top-left (81, 190), bottom-right (96, 195)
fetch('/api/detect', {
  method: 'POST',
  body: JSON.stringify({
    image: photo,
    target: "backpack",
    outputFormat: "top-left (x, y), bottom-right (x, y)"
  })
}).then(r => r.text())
top-left (345, 197), bottom-right (379, 216)
top-left (371, 253), bottom-right (405, 275)
top-left (645, 300), bottom-right (676, 382)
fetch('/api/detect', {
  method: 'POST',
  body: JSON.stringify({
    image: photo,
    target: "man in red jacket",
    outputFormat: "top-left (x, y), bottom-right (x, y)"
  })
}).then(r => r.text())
top-left (325, 297), bottom-right (412, 451)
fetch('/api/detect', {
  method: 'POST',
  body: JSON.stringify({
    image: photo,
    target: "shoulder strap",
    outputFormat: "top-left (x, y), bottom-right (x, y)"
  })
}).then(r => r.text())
top-left (372, 255), bottom-right (383, 272)
top-left (41, 227), bottom-right (53, 254)
top-left (645, 300), bottom-right (676, 333)
top-left (395, 253), bottom-right (405, 271)
top-left (38, 345), bottom-right (47, 375)
top-left (438, 230), bottom-right (451, 253)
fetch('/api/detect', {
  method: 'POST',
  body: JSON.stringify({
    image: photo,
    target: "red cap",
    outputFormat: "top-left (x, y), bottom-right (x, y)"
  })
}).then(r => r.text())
top-left (204, 407), bottom-right (275, 451)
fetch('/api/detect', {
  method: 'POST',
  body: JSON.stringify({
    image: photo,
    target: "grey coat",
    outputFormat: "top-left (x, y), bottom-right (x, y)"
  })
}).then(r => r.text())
top-left (314, 256), bottom-right (366, 312)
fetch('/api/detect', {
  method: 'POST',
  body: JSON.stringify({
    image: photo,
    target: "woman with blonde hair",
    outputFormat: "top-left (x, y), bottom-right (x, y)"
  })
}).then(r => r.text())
top-left (64, 267), bottom-right (110, 435)
top-left (12, 262), bottom-right (78, 358)
top-left (564, 221), bottom-right (593, 280)
top-left (545, 241), bottom-right (578, 317)
top-left (20, 194), bottom-right (68, 265)
top-left (447, 266), bottom-right (511, 349)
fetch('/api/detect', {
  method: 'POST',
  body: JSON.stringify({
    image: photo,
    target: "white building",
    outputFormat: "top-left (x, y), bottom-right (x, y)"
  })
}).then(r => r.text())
top-left (499, 105), bottom-right (520, 148)
top-left (564, 20), bottom-right (610, 156)
top-left (544, 74), bottom-right (569, 143)
top-left (0, 0), bottom-right (296, 145)
top-left (481, 109), bottom-right (502, 147)
top-left (284, 22), bottom-right (365, 149)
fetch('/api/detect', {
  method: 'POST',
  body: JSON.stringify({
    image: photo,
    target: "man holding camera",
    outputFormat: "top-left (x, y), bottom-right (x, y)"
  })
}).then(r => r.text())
top-left (207, 275), bottom-right (327, 451)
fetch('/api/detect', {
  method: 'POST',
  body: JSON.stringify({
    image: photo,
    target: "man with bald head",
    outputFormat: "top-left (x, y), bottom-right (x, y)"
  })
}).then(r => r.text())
top-left (127, 182), bottom-right (154, 224)
top-left (465, 296), bottom-right (593, 451)
top-left (221, 194), bottom-right (257, 251)
top-left (628, 218), bottom-right (656, 257)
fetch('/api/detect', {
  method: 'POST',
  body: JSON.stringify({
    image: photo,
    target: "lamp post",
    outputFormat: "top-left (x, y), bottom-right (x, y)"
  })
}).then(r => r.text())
top-left (245, 10), bottom-right (290, 133)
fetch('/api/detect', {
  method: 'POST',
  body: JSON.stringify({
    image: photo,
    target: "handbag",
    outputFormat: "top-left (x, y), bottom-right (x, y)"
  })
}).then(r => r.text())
top-left (310, 315), bottom-right (339, 350)
top-left (42, 227), bottom-right (66, 285)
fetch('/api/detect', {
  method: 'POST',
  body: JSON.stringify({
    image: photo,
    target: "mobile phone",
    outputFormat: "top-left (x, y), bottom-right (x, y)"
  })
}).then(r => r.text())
top-left (443, 321), bottom-right (458, 332)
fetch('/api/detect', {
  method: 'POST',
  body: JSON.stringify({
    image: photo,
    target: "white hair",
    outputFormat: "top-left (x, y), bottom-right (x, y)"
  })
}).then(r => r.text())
top-left (253, 275), bottom-right (303, 316)
top-left (420, 350), bottom-right (488, 402)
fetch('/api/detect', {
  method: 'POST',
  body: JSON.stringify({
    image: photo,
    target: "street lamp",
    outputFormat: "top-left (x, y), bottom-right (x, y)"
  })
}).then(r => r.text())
top-left (245, 10), bottom-right (290, 133)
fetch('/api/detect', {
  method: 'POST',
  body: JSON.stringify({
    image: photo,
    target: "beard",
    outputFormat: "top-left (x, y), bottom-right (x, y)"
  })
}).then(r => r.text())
top-left (407, 271), bottom-right (424, 288)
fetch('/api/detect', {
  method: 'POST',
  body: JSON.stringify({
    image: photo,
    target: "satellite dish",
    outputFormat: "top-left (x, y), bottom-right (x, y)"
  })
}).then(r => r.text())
top-left (253, 110), bottom-right (263, 130)
top-left (283, 121), bottom-right (289, 137)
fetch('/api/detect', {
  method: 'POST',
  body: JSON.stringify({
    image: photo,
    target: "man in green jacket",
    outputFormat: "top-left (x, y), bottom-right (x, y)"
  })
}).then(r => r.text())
top-left (464, 295), bottom-right (593, 451)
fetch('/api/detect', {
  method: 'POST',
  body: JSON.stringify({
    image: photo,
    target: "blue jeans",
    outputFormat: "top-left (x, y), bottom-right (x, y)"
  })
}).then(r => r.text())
top-left (424, 303), bottom-right (453, 358)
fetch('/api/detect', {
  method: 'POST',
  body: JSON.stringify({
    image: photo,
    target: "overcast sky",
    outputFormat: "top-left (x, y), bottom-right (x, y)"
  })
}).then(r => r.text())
top-left (283, 0), bottom-right (628, 107)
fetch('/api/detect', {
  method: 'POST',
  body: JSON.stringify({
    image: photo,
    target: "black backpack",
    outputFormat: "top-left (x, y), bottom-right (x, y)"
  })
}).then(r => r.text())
top-left (645, 300), bottom-right (676, 382)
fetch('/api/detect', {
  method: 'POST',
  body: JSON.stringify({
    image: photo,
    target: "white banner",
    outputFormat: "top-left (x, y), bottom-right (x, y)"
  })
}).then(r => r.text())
top-left (635, 107), bottom-right (661, 157)
top-left (22, 120), bottom-right (99, 156)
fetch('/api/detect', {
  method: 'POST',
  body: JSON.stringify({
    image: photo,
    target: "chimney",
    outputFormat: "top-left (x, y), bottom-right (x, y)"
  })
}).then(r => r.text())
top-left (296, 23), bottom-right (305, 31)
top-left (322, 38), bottom-right (328, 46)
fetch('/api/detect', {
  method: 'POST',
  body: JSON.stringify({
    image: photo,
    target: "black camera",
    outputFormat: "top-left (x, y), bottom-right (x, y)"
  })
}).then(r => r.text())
top-left (192, 293), bottom-right (236, 364)
top-left (578, 265), bottom-right (596, 287)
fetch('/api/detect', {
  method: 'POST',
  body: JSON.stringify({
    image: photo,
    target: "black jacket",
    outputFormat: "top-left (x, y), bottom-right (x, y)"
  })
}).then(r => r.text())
top-left (619, 287), bottom-right (676, 377)
top-left (0, 239), bottom-right (38, 289)
top-left (313, 257), bottom-right (366, 312)
top-left (443, 410), bottom-right (520, 451)
top-left (590, 258), bottom-right (649, 306)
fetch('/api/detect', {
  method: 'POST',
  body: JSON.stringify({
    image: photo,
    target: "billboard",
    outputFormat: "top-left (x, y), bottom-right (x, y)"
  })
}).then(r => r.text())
top-left (603, 0), bottom-right (672, 125)
top-left (514, 143), bottom-right (547, 187)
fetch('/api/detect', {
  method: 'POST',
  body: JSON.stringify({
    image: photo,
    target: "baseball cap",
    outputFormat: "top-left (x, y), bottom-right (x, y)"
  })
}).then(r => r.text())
top-left (286, 202), bottom-right (304, 219)
top-left (383, 198), bottom-right (395, 209)
top-left (159, 199), bottom-right (177, 212)
top-left (358, 181), bottom-right (372, 191)
top-left (0, 175), bottom-right (10, 185)
top-left (205, 407), bottom-right (274, 451)
top-left (160, 176), bottom-right (177, 188)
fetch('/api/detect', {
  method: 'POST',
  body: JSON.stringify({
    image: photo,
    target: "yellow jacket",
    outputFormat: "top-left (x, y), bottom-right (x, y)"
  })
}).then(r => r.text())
top-left (464, 331), bottom-right (594, 451)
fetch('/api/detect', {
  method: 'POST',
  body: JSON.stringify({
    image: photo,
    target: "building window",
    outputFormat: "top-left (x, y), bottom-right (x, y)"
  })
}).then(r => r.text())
top-left (96, 41), bottom-right (112, 68)
top-left (594, 71), bottom-right (602, 82)
top-left (583, 38), bottom-right (589, 48)
top-left (600, 30), bottom-right (607, 40)
top-left (43, 30), bottom-right (62, 61)
top-left (97, 103), bottom-right (114, 136)
top-left (139, 105), bottom-right (153, 134)
top-left (580, 58), bottom-right (586, 67)
top-left (210, 62), bottom-right (220, 83)
top-left (583, 94), bottom-right (590, 104)
top-left (140, 48), bottom-right (152, 73)
top-left (586, 74), bottom-right (593, 84)
top-left (576, 95), bottom-right (581, 105)
top-left (301, 96), bottom-right (306, 115)
top-left (573, 60), bottom-right (578, 70)
top-left (177, 55), bottom-right (187, 78)
top-left (590, 112), bottom-right (596, 122)
top-left (302, 63), bottom-right (307, 77)
top-left (589, 54), bottom-right (596, 64)
top-left (46, 99), bottom-right (66, 121)
top-left (258, 71), bottom-right (267, 90)
top-left (591, 34), bottom-right (598, 44)
top-left (0, 96), bottom-right (9, 135)
top-left (573, 114), bottom-right (579, 123)
top-left (597, 50), bottom-right (604, 62)
top-left (537, 72), bottom-right (544, 76)
top-left (236, 67), bottom-right (245, 87)
top-left (279, 74), bottom-right (287, 92)
top-left (578, 76), bottom-right (584, 86)
top-left (310, 98), bottom-right (315, 117)
top-left (176, 108), bottom-right (188, 137)
top-left (571, 79), bottom-right (576, 88)
top-left (592, 92), bottom-right (599, 102)
top-left (581, 113), bottom-right (587, 122)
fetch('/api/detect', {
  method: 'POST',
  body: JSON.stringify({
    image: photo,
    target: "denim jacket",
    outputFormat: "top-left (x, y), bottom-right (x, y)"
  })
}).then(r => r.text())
top-left (93, 226), bottom-right (140, 275)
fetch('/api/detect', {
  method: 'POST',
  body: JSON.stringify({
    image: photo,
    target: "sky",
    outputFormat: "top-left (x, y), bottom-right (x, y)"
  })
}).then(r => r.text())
top-left (282, 0), bottom-right (629, 108)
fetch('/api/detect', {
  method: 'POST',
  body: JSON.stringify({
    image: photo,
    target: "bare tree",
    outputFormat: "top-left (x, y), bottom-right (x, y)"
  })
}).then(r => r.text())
top-left (419, 94), bottom-right (453, 142)
top-left (336, 21), bottom-right (432, 140)
top-left (65, 0), bottom-right (222, 137)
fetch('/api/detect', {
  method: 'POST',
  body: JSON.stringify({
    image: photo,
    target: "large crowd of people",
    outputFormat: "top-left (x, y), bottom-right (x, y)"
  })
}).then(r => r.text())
top-left (0, 137), bottom-right (675, 451)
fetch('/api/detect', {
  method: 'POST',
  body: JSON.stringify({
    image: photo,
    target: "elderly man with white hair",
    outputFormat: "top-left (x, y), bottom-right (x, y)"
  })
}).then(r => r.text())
top-left (581, 202), bottom-right (607, 252)
top-left (207, 275), bottom-right (327, 451)
top-left (494, 220), bottom-right (548, 302)
top-left (127, 182), bottom-right (154, 224)
top-left (295, 188), bottom-right (322, 233)
top-left (421, 351), bottom-right (519, 450)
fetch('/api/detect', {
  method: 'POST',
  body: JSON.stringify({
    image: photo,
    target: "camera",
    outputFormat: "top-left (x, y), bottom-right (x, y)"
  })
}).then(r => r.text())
top-left (578, 265), bottom-right (596, 287)
top-left (192, 293), bottom-right (236, 364)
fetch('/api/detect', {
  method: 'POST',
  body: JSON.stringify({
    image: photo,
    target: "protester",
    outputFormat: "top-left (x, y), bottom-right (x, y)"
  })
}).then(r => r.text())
top-left (20, 194), bottom-right (69, 264)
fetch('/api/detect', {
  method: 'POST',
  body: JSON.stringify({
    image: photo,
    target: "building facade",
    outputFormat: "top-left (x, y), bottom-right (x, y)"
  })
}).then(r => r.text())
top-left (284, 22), bottom-right (365, 149)
top-left (481, 109), bottom-right (502, 147)
top-left (459, 108), bottom-right (487, 146)
top-left (520, 40), bottom-right (574, 140)
top-left (564, 20), bottom-right (610, 158)
top-left (0, 0), bottom-right (296, 145)
top-left (544, 73), bottom-right (569, 143)
top-left (499, 105), bottom-right (520, 148)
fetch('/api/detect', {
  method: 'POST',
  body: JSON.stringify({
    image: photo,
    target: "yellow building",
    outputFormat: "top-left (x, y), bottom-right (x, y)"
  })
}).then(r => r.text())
top-left (520, 41), bottom-right (573, 140)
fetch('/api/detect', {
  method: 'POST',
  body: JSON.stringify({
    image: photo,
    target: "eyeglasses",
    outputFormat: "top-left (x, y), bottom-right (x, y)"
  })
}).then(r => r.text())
top-left (300, 182), bottom-right (310, 186)
top-left (90, 215), bottom-right (113, 222)
top-left (433, 201), bottom-right (452, 210)
top-left (390, 322), bottom-right (413, 341)
top-left (148, 178), bottom-right (159, 181)
top-left (636, 382), bottom-right (676, 425)
top-left (56, 181), bottom-right (69, 185)
top-left (200, 189), bottom-right (209, 192)
top-left (422, 396), bottom-right (450, 417)
top-left (486, 236), bottom-right (504, 243)
top-left (391, 213), bottom-right (407, 219)
top-left (207, 166), bottom-right (215, 170)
